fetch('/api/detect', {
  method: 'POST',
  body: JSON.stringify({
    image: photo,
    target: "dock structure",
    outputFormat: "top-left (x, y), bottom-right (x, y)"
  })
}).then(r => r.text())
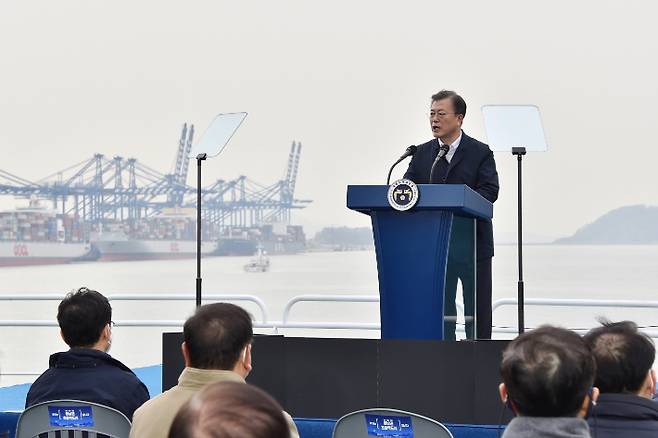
top-left (0, 125), bottom-right (311, 232)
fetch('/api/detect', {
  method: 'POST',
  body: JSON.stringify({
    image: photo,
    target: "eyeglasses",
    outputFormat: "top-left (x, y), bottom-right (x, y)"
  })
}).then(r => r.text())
top-left (428, 111), bottom-right (457, 119)
top-left (109, 321), bottom-right (116, 328)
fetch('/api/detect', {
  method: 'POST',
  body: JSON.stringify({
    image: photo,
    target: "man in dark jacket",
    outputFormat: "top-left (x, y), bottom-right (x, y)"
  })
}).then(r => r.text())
top-left (404, 90), bottom-right (499, 339)
top-left (25, 287), bottom-right (149, 420)
top-left (584, 320), bottom-right (658, 437)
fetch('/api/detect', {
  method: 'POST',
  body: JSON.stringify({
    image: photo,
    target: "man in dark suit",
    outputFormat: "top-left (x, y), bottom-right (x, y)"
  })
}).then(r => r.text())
top-left (584, 320), bottom-right (658, 438)
top-left (403, 90), bottom-right (499, 339)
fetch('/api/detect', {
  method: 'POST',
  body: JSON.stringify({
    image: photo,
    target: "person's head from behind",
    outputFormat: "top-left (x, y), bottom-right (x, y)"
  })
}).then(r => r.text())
top-left (584, 319), bottom-right (656, 398)
top-left (57, 287), bottom-right (112, 352)
top-left (168, 381), bottom-right (290, 438)
top-left (429, 89), bottom-right (466, 141)
top-left (182, 303), bottom-right (253, 377)
top-left (499, 325), bottom-right (597, 418)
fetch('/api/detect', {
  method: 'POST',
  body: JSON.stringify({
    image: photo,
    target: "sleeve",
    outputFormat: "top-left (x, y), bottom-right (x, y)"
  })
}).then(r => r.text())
top-left (25, 387), bottom-right (34, 409)
top-left (125, 379), bottom-right (151, 421)
top-left (129, 406), bottom-right (144, 438)
top-left (475, 149), bottom-right (499, 203)
top-left (24, 374), bottom-right (44, 408)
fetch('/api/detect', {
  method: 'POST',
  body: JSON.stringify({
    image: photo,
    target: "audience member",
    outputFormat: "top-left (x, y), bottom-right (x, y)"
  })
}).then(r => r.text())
top-left (499, 325), bottom-right (598, 438)
top-left (168, 381), bottom-right (290, 438)
top-left (584, 320), bottom-right (658, 437)
top-left (130, 303), bottom-right (299, 438)
top-left (25, 287), bottom-right (149, 420)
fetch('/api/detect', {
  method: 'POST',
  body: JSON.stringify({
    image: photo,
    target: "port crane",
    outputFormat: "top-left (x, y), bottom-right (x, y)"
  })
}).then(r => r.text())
top-left (0, 126), bottom-right (311, 232)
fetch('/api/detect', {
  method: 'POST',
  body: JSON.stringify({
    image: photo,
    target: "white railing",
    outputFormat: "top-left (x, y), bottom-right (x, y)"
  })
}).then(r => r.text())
top-left (492, 297), bottom-right (658, 312)
top-left (4, 294), bottom-right (658, 377)
top-left (0, 294), bottom-right (269, 325)
top-left (281, 294), bottom-right (466, 328)
top-left (491, 298), bottom-right (658, 338)
top-left (3, 294), bottom-right (657, 331)
top-left (0, 293), bottom-right (381, 332)
top-left (280, 294), bottom-right (380, 330)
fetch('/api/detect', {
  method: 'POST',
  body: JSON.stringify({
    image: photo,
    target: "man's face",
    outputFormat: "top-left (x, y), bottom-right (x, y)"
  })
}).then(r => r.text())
top-left (429, 98), bottom-right (463, 139)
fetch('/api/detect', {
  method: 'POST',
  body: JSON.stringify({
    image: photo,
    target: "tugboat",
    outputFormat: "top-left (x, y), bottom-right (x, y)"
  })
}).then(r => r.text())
top-left (243, 246), bottom-right (270, 273)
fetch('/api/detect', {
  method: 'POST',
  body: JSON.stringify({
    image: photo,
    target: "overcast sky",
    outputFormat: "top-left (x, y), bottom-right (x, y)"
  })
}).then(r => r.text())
top-left (1, 0), bottom-right (657, 239)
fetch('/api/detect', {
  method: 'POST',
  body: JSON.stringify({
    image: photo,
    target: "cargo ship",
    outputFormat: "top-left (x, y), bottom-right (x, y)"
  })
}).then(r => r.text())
top-left (0, 241), bottom-right (96, 267)
top-left (0, 200), bottom-right (96, 267)
top-left (213, 238), bottom-right (257, 256)
top-left (92, 237), bottom-right (218, 261)
top-left (213, 228), bottom-right (258, 256)
top-left (258, 223), bottom-right (306, 254)
top-left (214, 224), bottom-right (306, 256)
top-left (91, 222), bottom-right (306, 260)
top-left (91, 209), bottom-right (218, 261)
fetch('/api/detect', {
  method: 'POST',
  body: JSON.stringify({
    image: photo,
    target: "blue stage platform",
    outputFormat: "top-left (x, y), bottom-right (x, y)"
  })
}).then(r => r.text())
top-left (0, 365), bottom-right (502, 438)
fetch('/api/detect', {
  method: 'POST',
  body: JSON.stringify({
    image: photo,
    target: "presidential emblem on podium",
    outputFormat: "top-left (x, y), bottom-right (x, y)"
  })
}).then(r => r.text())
top-left (387, 179), bottom-right (419, 211)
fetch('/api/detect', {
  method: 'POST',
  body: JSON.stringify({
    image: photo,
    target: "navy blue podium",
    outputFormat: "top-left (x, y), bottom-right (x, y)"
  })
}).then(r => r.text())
top-left (347, 184), bottom-right (493, 340)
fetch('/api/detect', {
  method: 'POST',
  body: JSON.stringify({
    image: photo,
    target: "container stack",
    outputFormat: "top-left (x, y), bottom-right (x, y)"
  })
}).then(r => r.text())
top-left (0, 213), bottom-right (18, 241)
top-left (131, 216), bottom-right (202, 241)
top-left (0, 209), bottom-right (84, 243)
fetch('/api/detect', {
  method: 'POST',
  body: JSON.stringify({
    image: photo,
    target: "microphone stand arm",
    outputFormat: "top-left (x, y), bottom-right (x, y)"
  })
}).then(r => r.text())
top-left (429, 145), bottom-right (449, 184)
top-left (429, 157), bottom-right (440, 183)
top-left (386, 157), bottom-right (405, 185)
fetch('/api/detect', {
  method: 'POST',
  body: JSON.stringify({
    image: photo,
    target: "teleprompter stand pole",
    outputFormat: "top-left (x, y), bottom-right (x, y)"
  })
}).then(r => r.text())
top-left (512, 147), bottom-right (526, 335)
top-left (195, 153), bottom-right (207, 307)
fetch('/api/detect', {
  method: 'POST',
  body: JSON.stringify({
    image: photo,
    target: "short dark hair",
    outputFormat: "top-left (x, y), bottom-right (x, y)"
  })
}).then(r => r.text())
top-left (168, 381), bottom-right (290, 438)
top-left (431, 90), bottom-right (467, 117)
top-left (500, 326), bottom-right (596, 417)
top-left (57, 287), bottom-right (112, 348)
top-left (183, 303), bottom-right (253, 370)
top-left (584, 320), bottom-right (655, 394)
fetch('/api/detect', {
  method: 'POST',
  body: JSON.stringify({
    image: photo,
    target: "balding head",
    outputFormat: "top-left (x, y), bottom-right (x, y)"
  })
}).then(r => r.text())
top-left (584, 320), bottom-right (655, 396)
top-left (500, 326), bottom-right (596, 417)
top-left (183, 303), bottom-right (253, 370)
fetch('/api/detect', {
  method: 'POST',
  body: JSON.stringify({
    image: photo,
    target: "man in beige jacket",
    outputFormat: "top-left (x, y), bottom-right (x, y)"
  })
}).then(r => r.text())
top-left (130, 303), bottom-right (299, 438)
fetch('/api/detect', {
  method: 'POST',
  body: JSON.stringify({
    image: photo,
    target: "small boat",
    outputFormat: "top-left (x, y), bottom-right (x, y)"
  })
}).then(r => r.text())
top-left (243, 246), bottom-right (270, 272)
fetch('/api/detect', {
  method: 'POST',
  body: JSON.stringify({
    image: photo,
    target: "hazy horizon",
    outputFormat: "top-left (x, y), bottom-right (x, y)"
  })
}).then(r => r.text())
top-left (1, 0), bottom-right (657, 239)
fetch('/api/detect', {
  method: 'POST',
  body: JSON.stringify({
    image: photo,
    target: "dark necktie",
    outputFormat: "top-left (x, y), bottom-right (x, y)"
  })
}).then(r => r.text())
top-left (431, 145), bottom-right (450, 184)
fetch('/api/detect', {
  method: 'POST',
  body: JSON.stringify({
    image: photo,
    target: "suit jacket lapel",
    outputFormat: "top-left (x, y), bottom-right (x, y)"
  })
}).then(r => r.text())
top-left (431, 138), bottom-right (440, 157)
top-left (445, 131), bottom-right (469, 177)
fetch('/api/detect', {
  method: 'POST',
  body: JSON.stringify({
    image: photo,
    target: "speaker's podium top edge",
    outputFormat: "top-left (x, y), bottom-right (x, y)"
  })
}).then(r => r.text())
top-left (346, 184), bottom-right (492, 220)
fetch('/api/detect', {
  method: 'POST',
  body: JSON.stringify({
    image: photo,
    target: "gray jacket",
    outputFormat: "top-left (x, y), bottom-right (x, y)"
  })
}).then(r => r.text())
top-left (502, 417), bottom-right (591, 438)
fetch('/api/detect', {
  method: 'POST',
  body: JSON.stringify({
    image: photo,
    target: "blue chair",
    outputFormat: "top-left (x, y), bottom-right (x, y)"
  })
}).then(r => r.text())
top-left (333, 408), bottom-right (453, 438)
top-left (15, 400), bottom-right (131, 438)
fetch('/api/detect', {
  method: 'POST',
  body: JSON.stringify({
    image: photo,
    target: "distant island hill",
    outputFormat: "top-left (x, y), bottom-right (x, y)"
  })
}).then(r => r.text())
top-left (312, 205), bottom-right (658, 248)
top-left (555, 205), bottom-right (658, 245)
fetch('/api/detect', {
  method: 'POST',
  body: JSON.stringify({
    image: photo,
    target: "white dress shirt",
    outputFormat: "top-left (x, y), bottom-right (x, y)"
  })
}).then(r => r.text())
top-left (439, 131), bottom-right (462, 163)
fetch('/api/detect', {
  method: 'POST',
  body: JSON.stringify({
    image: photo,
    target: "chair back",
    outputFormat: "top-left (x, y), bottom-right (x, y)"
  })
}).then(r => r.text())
top-left (16, 400), bottom-right (131, 438)
top-left (333, 408), bottom-right (453, 438)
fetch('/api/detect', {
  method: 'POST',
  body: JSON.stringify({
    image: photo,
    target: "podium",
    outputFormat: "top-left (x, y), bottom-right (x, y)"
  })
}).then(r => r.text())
top-left (347, 184), bottom-right (493, 340)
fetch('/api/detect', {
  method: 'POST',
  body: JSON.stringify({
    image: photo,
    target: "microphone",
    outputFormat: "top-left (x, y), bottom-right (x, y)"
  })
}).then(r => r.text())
top-left (429, 144), bottom-right (450, 183)
top-left (386, 145), bottom-right (417, 185)
top-left (398, 145), bottom-right (417, 160)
